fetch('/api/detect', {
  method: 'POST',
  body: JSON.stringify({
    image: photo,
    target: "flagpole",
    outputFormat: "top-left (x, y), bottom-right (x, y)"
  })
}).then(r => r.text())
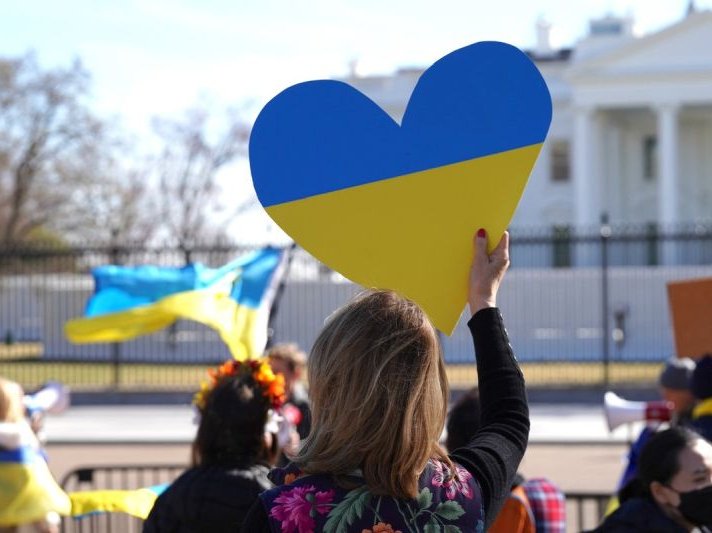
top-left (265, 243), bottom-right (297, 349)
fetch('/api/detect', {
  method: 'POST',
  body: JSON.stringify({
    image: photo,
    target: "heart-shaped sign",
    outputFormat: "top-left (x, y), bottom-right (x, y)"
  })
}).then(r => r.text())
top-left (250, 41), bottom-right (551, 333)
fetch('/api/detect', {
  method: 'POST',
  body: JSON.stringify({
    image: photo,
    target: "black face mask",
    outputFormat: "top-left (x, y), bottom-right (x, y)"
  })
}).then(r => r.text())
top-left (671, 485), bottom-right (712, 527)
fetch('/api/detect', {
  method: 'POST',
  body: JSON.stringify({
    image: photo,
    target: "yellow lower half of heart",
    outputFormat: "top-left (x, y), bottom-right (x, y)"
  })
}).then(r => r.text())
top-left (267, 143), bottom-right (543, 333)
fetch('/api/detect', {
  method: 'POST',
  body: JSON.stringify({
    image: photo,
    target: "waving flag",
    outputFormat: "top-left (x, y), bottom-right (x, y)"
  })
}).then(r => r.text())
top-left (0, 447), bottom-right (71, 526)
top-left (68, 484), bottom-right (167, 519)
top-left (65, 247), bottom-right (289, 360)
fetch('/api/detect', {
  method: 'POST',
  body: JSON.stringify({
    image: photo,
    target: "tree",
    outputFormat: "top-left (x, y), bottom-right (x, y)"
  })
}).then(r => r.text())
top-left (0, 53), bottom-right (107, 245)
top-left (0, 54), bottom-right (255, 248)
top-left (151, 105), bottom-right (254, 249)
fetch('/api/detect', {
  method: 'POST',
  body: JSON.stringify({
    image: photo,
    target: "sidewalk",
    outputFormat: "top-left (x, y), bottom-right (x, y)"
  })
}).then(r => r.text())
top-left (43, 403), bottom-right (642, 444)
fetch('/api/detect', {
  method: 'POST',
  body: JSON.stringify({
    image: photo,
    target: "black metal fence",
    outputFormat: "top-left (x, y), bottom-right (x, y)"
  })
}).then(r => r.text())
top-left (57, 464), bottom-right (610, 532)
top-left (2, 222), bottom-right (712, 391)
top-left (60, 464), bottom-right (185, 533)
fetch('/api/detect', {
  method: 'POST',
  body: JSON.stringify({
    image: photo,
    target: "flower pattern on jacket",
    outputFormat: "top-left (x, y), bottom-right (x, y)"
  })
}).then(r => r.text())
top-left (269, 485), bottom-right (335, 533)
top-left (261, 459), bottom-right (485, 533)
top-left (430, 460), bottom-right (474, 500)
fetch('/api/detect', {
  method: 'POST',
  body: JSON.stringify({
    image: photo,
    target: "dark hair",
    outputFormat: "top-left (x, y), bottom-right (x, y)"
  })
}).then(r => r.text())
top-left (192, 374), bottom-right (274, 467)
top-left (619, 426), bottom-right (700, 502)
top-left (446, 389), bottom-right (481, 452)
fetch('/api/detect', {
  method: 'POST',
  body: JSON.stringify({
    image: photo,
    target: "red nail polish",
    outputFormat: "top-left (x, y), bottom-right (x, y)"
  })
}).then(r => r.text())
top-left (477, 228), bottom-right (486, 238)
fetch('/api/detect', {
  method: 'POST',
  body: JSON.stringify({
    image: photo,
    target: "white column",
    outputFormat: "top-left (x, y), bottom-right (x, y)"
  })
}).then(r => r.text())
top-left (573, 106), bottom-right (595, 229)
top-left (657, 103), bottom-right (680, 264)
top-left (607, 123), bottom-right (623, 220)
top-left (573, 106), bottom-right (600, 266)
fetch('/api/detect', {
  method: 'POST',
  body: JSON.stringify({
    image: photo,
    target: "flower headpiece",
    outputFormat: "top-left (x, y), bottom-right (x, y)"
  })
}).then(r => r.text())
top-left (193, 358), bottom-right (287, 413)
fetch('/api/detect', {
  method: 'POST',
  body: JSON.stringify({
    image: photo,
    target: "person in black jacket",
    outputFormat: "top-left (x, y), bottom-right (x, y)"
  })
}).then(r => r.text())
top-left (590, 426), bottom-right (712, 532)
top-left (143, 360), bottom-right (286, 533)
top-left (691, 355), bottom-right (712, 443)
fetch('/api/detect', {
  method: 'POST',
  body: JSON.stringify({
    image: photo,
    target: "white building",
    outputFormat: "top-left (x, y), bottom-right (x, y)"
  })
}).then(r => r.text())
top-left (341, 9), bottom-right (712, 242)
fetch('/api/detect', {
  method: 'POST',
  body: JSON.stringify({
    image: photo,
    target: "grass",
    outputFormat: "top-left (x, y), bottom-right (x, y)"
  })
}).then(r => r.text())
top-left (1, 360), bottom-right (207, 391)
top-left (446, 362), bottom-right (662, 389)
top-left (0, 342), bottom-right (43, 360)
top-left (1, 358), bottom-right (663, 392)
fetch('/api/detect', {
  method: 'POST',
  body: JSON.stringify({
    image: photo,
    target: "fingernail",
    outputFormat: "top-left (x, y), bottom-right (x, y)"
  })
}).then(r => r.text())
top-left (477, 228), bottom-right (486, 238)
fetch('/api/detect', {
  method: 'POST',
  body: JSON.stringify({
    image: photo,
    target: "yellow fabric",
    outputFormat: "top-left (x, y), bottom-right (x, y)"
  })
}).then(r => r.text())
top-left (65, 285), bottom-right (259, 360)
top-left (693, 397), bottom-right (712, 419)
top-left (68, 489), bottom-right (159, 519)
top-left (605, 495), bottom-right (619, 516)
top-left (0, 460), bottom-right (71, 526)
top-left (266, 143), bottom-right (541, 333)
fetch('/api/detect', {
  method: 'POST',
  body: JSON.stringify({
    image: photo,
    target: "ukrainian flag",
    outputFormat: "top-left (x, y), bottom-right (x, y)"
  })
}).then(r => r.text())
top-left (250, 41), bottom-right (551, 333)
top-left (65, 247), bottom-right (288, 360)
top-left (0, 447), bottom-right (71, 526)
top-left (68, 484), bottom-right (167, 519)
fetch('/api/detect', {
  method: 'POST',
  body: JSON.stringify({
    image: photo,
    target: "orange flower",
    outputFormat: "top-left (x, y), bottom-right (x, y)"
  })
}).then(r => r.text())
top-left (362, 524), bottom-right (402, 533)
top-left (193, 357), bottom-right (287, 412)
top-left (254, 361), bottom-right (276, 383)
top-left (267, 375), bottom-right (286, 403)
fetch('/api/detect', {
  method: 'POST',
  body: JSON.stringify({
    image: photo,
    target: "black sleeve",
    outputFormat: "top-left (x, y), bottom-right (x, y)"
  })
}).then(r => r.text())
top-left (449, 307), bottom-right (529, 530)
top-left (241, 499), bottom-right (272, 533)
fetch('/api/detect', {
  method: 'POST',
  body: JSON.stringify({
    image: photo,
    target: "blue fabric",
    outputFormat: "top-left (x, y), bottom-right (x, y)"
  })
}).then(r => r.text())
top-left (250, 41), bottom-right (551, 207)
top-left (84, 248), bottom-right (283, 316)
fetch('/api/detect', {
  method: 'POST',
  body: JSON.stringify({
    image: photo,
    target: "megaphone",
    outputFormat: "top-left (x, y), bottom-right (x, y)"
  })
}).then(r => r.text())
top-left (23, 381), bottom-right (71, 416)
top-left (603, 391), bottom-right (673, 432)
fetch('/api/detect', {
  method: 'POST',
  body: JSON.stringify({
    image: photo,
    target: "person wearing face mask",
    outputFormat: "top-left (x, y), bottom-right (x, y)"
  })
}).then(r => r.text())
top-left (589, 426), bottom-right (712, 532)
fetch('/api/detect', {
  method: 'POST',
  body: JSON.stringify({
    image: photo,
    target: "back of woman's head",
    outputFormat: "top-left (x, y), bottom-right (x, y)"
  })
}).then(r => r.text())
top-left (446, 389), bottom-right (481, 452)
top-left (621, 426), bottom-right (698, 501)
top-left (193, 374), bottom-right (272, 468)
top-left (295, 290), bottom-right (450, 499)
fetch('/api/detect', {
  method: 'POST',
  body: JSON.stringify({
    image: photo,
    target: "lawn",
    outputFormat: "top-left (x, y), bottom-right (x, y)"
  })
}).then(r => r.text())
top-left (2, 359), bottom-right (662, 392)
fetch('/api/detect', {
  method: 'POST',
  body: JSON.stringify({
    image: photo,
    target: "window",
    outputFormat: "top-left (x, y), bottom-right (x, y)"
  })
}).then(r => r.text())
top-left (643, 135), bottom-right (657, 181)
top-left (550, 141), bottom-right (570, 182)
top-left (645, 222), bottom-right (659, 266)
top-left (552, 225), bottom-right (572, 268)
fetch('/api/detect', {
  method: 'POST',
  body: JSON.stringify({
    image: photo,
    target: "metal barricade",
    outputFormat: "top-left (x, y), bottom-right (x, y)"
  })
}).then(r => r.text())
top-left (60, 464), bottom-right (185, 533)
top-left (565, 492), bottom-right (611, 532)
top-left (57, 463), bottom-right (611, 533)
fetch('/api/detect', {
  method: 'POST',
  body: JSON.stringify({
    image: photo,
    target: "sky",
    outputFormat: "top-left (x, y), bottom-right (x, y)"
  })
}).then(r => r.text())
top-left (2, 0), bottom-right (710, 243)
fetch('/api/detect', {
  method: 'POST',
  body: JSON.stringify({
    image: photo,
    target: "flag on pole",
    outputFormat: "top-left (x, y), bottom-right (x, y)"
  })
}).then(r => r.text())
top-left (68, 485), bottom-right (168, 519)
top-left (0, 446), bottom-right (71, 526)
top-left (65, 247), bottom-right (289, 360)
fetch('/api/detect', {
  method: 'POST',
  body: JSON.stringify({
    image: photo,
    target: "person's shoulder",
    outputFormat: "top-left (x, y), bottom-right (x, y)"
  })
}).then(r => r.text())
top-left (592, 497), bottom-right (686, 532)
top-left (170, 464), bottom-right (272, 496)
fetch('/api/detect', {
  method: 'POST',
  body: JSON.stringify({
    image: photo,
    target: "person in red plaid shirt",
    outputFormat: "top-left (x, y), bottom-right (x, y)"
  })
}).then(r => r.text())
top-left (447, 390), bottom-right (566, 532)
top-left (521, 477), bottom-right (567, 533)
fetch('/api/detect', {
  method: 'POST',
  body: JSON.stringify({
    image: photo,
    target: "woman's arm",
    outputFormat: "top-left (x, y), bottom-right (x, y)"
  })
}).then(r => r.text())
top-left (449, 230), bottom-right (530, 529)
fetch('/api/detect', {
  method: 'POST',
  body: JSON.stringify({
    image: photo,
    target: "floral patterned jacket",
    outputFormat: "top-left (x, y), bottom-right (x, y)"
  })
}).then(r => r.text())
top-left (258, 459), bottom-right (485, 533)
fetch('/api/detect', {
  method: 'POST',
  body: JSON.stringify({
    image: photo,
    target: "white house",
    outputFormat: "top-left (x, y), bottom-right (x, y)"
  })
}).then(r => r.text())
top-left (341, 9), bottom-right (712, 241)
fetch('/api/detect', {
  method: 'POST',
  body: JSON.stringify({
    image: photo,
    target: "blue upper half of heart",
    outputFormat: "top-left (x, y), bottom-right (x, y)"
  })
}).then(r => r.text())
top-left (250, 41), bottom-right (552, 208)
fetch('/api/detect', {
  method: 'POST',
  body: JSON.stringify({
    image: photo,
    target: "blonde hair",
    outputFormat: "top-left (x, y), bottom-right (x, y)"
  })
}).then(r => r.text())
top-left (266, 343), bottom-right (307, 373)
top-left (0, 377), bottom-right (25, 422)
top-left (294, 290), bottom-right (453, 499)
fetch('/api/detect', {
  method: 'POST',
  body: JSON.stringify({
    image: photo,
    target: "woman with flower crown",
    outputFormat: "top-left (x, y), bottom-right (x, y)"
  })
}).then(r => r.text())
top-left (243, 230), bottom-right (529, 533)
top-left (143, 359), bottom-right (288, 533)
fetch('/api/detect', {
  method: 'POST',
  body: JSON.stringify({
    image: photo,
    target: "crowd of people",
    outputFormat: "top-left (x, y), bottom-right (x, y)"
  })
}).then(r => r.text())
top-left (2, 229), bottom-right (712, 532)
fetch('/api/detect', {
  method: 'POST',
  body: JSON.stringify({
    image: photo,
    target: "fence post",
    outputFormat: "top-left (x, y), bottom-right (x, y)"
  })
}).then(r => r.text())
top-left (110, 232), bottom-right (121, 389)
top-left (600, 214), bottom-right (611, 390)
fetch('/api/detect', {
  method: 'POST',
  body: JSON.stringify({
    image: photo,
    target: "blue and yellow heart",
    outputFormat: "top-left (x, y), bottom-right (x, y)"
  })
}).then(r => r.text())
top-left (250, 41), bottom-right (552, 333)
